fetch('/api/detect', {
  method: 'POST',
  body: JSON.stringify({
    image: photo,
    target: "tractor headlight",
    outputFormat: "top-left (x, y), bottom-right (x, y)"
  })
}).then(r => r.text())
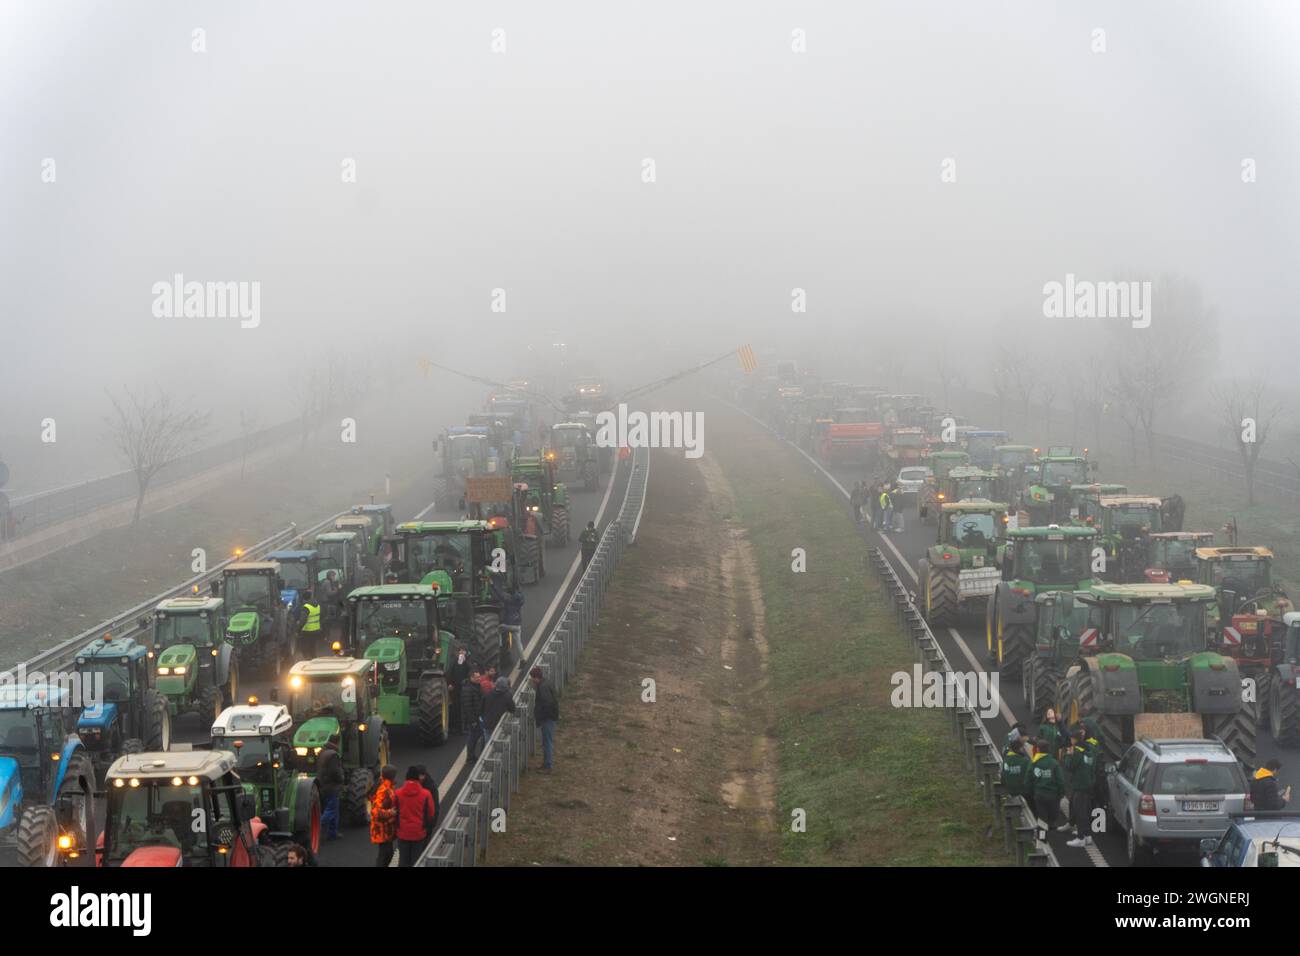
top-left (383, 662), bottom-right (400, 671)
top-left (173, 665), bottom-right (186, 675)
top-left (295, 747), bottom-right (308, 757)
top-left (157, 667), bottom-right (170, 675)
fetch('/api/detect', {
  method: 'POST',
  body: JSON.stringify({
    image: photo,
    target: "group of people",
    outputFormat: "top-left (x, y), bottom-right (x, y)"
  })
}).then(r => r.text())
top-left (1000, 710), bottom-right (1102, 848)
top-left (370, 764), bottom-right (442, 867)
top-left (849, 480), bottom-right (901, 533)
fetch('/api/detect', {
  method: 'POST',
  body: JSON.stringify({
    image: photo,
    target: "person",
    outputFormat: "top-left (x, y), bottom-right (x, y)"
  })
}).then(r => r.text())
top-left (415, 765), bottom-right (441, 841)
top-left (475, 676), bottom-right (517, 758)
top-left (370, 765), bottom-right (398, 867)
top-left (531, 666), bottom-right (559, 771)
top-left (462, 665), bottom-right (485, 738)
top-left (579, 521), bottom-right (599, 568)
top-left (1038, 708), bottom-right (1063, 758)
top-left (880, 486), bottom-right (894, 534)
top-left (299, 590), bottom-right (321, 658)
top-left (1026, 737), bottom-right (1066, 836)
top-left (1063, 726), bottom-right (1096, 848)
top-left (1001, 732), bottom-right (1030, 799)
top-left (316, 734), bottom-right (345, 840)
top-left (392, 766), bottom-right (436, 867)
top-left (1250, 759), bottom-right (1291, 811)
top-left (285, 843), bottom-right (310, 867)
top-left (447, 645), bottom-right (471, 731)
top-left (850, 482), bottom-right (864, 524)
top-left (319, 570), bottom-right (341, 633)
top-left (869, 481), bottom-right (883, 529)
top-left (491, 575), bottom-right (524, 668)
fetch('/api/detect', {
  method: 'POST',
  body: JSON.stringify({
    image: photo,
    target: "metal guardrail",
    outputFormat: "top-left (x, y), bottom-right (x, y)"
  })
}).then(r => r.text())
top-left (2, 508), bottom-right (353, 678)
top-left (866, 548), bottom-right (1056, 867)
top-left (417, 446), bottom-right (650, 866)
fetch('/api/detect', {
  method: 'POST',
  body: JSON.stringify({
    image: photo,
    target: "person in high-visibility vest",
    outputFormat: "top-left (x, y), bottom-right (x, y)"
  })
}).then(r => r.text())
top-left (300, 591), bottom-right (322, 657)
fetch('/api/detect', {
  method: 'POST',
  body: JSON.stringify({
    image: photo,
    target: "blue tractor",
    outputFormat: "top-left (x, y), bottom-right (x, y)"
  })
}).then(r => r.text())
top-left (0, 683), bottom-right (97, 867)
top-left (266, 549), bottom-right (320, 622)
top-left (71, 635), bottom-right (170, 772)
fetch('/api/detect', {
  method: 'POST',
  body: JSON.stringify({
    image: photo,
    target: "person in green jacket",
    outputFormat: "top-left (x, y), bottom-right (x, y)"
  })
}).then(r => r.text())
top-left (1081, 717), bottom-right (1108, 808)
top-left (1001, 737), bottom-right (1031, 797)
top-left (1027, 738), bottom-right (1066, 835)
top-left (1063, 726), bottom-right (1097, 848)
top-left (1038, 708), bottom-right (1064, 758)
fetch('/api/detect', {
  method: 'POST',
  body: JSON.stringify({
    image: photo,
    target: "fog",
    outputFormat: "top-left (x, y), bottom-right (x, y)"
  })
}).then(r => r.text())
top-left (4, 0), bottom-right (1300, 492)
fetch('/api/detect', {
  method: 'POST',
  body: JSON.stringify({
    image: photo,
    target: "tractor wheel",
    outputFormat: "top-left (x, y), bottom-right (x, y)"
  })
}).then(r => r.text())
top-left (343, 769), bottom-right (374, 827)
top-left (1024, 659), bottom-right (1055, 721)
top-left (924, 564), bottom-right (958, 628)
top-left (997, 623), bottom-right (1033, 684)
top-left (985, 599), bottom-right (999, 666)
top-left (16, 806), bottom-right (59, 868)
top-left (199, 686), bottom-right (224, 728)
top-left (122, 738), bottom-right (145, 755)
top-left (293, 781), bottom-right (322, 855)
top-left (258, 843), bottom-right (291, 868)
top-left (415, 677), bottom-right (448, 746)
top-left (142, 689), bottom-right (170, 751)
top-left (520, 537), bottom-right (542, 586)
top-left (1270, 672), bottom-right (1300, 748)
top-left (1204, 699), bottom-right (1258, 766)
top-left (1067, 670), bottom-right (1127, 764)
top-left (473, 610), bottom-right (502, 671)
top-left (226, 659), bottom-right (239, 708)
top-left (549, 505), bottom-right (570, 548)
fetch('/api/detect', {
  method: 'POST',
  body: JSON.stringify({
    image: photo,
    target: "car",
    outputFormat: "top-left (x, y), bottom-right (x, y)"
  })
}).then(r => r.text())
top-left (1201, 813), bottom-right (1300, 867)
top-left (1106, 737), bottom-right (1249, 865)
top-left (894, 465), bottom-right (932, 500)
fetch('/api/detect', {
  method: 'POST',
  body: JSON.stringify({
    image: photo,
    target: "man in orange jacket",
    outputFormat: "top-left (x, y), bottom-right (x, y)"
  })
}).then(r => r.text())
top-left (370, 765), bottom-right (398, 867)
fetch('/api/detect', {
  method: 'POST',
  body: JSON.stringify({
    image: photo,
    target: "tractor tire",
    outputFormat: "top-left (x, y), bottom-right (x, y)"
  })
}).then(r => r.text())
top-left (258, 843), bottom-right (290, 868)
top-left (997, 623), bottom-right (1033, 684)
top-left (343, 769), bottom-right (373, 827)
top-left (16, 806), bottom-right (59, 868)
top-left (1067, 670), bottom-right (1127, 764)
top-left (293, 781), bottom-right (322, 854)
top-left (1024, 659), bottom-right (1056, 721)
top-left (1203, 700), bottom-right (1258, 766)
top-left (226, 659), bottom-right (239, 708)
top-left (122, 738), bottom-right (145, 755)
top-left (985, 598), bottom-right (999, 666)
top-left (199, 686), bottom-right (224, 728)
top-left (923, 564), bottom-right (958, 628)
top-left (143, 689), bottom-right (171, 751)
top-left (415, 677), bottom-right (448, 746)
top-left (1270, 672), bottom-right (1300, 748)
top-left (472, 610), bottom-right (502, 671)
top-left (520, 537), bottom-right (542, 586)
top-left (549, 505), bottom-right (570, 548)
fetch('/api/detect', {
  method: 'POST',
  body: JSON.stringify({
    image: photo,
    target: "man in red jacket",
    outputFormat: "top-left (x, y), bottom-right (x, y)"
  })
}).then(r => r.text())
top-left (392, 765), bottom-right (436, 867)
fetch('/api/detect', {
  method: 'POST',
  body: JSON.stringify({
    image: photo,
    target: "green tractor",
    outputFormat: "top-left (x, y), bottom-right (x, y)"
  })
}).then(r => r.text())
top-left (963, 430), bottom-right (1009, 470)
top-left (512, 455), bottom-right (570, 547)
top-left (148, 595), bottom-right (238, 726)
top-left (71, 635), bottom-right (170, 773)
top-left (1022, 590), bottom-right (1094, 721)
top-left (389, 519), bottom-right (517, 670)
top-left (210, 702), bottom-right (322, 854)
top-left (1084, 495), bottom-right (1166, 583)
top-left (917, 449), bottom-right (970, 522)
top-left (939, 465), bottom-right (997, 504)
top-left (221, 561), bottom-right (293, 678)
top-left (349, 578), bottom-right (474, 745)
top-left (1064, 483), bottom-right (1128, 522)
top-left (285, 656), bottom-right (391, 826)
top-left (986, 525), bottom-right (1101, 681)
top-left (314, 530), bottom-right (371, 594)
top-left (917, 500), bottom-right (1008, 627)
top-left (1018, 452), bottom-right (1095, 525)
top-left (547, 423), bottom-right (600, 492)
top-left (1144, 531), bottom-right (1214, 584)
top-left (991, 444), bottom-right (1037, 503)
top-left (1056, 582), bottom-right (1257, 765)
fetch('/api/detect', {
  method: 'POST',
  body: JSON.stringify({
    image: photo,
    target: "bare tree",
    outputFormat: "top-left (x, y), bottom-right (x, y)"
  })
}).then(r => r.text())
top-left (106, 389), bottom-right (212, 523)
top-left (1216, 379), bottom-right (1284, 506)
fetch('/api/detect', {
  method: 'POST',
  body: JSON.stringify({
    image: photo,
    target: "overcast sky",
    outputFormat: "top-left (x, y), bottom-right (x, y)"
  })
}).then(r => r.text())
top-left (3, 1), bottom-right (1299, 488)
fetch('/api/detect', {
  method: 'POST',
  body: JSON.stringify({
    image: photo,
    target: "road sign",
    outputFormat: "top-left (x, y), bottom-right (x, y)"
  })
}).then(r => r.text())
top-left (738, 344), bottom-right (758, 373)
top-left (464, 476), bottom-right (514, 504)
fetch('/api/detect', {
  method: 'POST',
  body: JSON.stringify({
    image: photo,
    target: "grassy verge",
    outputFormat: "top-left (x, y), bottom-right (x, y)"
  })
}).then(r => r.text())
top-left (707, 399), bottom-right (1005, 866)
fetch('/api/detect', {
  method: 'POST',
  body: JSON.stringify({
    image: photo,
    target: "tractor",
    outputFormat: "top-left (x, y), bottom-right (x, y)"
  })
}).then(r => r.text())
top-left (334, 513), bottom-right (387, 580)
top-left (210, 702), bottom-right (321, 854)
top-left (547, 422), bottom-right (600, 492)
top-left (388, 519), bottom-right (516, 669)
top-left (986, 525), bottom-right (1101, 681)
top-left (511, 455), bottom-right (570, 547)
top-left (1143, 531), bottom-right (1214, 584)
top-left (963, 430), bottom-right (1009, 470)
top-left (285, 656), bottom-right (390, 826)
top-left (883, 425), bottom-right (928, 470)
top-left (266, 548), bottom-right (319, 631)
top-left (148, 595), bottom-right (238, 726)
top-left (71, 635), bottom-right (170, 773)
top-left (349, 580), bottom-right (471, 745)
top-left (435, 426), bottom-right (494, 506)
top-left (917, 449), bottom-right (970, 522)
top-left (1022, 589), bottom-right (1094, 721)
top-left (1055, 582), bottom-right (1257, 765)
top-left (314, 530), bottom-right (372, 594)
top-left (0, 683), bottom-right (96, 867)
top-left (1018, 452), bottom-right (1095, 526)
top-left (916, 500), bottom-right (1008, 627)
top-left (1064, 483), bottom-right (1129, 522)
top-left (221, 560), bottom-right (293, 678)
top-left (1267, 612), bottom-right (1300, 747)
top-left (818, 407), bottom-right (883, 466)
top-left (1196, 546), bottom-right (1292, 735)
top-left (991, 443), bottom-right (1036, 498)
top-left (465, 478), bottom-right (546, 585)
top-left (1085, 495), bottom-right (1167, 583)
top-left (939, 466), bottom-right (997, 505)
top-left (94, 749), bottom-right (286, 867)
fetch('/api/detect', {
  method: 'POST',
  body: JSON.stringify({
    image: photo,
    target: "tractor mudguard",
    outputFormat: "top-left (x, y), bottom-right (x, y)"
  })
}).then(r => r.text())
top-left (1089, 655), bottom-right (1142, 716)
top-left (1189, 653), bottom-right (1242, 716)
top-left (214, 642), bottom-right (234, 687)
top-left (927, 547), bottom-right (960, 571)
top-left (996, 584), bottom-right (1036, 628)
top-left (0, 757), bottom-right (22, 828)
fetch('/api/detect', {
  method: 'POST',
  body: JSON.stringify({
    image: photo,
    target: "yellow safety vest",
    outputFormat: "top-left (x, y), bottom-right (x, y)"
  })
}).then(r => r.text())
top-left (302, 602), bottom-right (321, 632)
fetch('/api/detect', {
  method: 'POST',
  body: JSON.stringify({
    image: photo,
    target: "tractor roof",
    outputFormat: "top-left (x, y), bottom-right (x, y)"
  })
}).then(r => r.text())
top-left (347, 584), bottom-right (439, 601)
top-left (315, 531), bottom-right (358, 542)
top-left (929, 450), bottom-right (969, 459)
top-left (155, 596), bottom-right (222, 614)
top-left (940, 499), bottom-right (1008, 514)
top-left (335, 516), bottom-right (372, 527)
top-left (995, 444), bottom-right (1034, 452)
top-left (1097, 495), bottom-right (1162, 507)
top-left (966, 430), bottom-right (1009, 438)
top-left (0, 683), bottom-right (77, 710)
top-left (395, 520), bottom-right (492, 534)
top-left (267, 549), bottom-right (317, 562)
top-left (1197, 546), bottom-right (1273, 560)
top-left (1034, 589), bottom-right (1093, 606)
top-left (1149, 531), bottom-right (1214, 541)
top-left (75, 635), bottom-right (148, 662)
top-left (107, 749), bottom-right (236, 782)
top-left (1071, 483), bottom-right (1128, 495)
top-left (552, 422), bottom-right (589, 430)
top-left (1081, 582), bottom-right (1217, 604)
top-left (355, 503), bottom-right (393, 514)
top-left (1039, 454), bottom-right (1086, 462)
top-left (289, 656), bottom-right (375, 679)
top-left (211, 703), bottom-right (292, 738)
top-left (949, 466), bottom-right (995, 478)
top-left (1008, 525), bottom-right (1096, 539)
top-left (225, 561), bottom-right (279, 573)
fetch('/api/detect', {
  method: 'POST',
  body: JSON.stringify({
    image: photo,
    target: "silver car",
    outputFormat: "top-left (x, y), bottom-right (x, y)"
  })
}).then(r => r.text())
top-left (1106, 737), bottom-right (1249, 865)
top-left (894, 466), bottom-right (931, 501)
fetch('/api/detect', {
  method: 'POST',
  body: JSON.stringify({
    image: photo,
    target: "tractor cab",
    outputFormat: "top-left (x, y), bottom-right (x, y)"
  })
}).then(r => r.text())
top-left (928, 449), bottom-right (970, 480)
top-left (336, 515), bottom-right (381, 557)
top-left (390, 520), bottom-right (514, 596)
top-left (315, 530), bottom-right (370, 593)
top-left (285, 657), bottom-right (385, 781)
top-left (1075, 583), bottom-right (1217, 660)
top-left (940, 466), bottom-right (996, 505)
top-left (1145, 532), bottom-right (1214, 584)
top-left (1067, 484), bottom-right (1129, 522)
top-left (265, 549), bottom-right (319, 617)
top-left (221, 561), bottom-right (289, 675)
top-left (1196, 546), bottom-right (1290, 655)
top-left (71, 635), bottom-right (169, 769)
top-left (100, 750), bottom-right (272, 867)
top-left (147, 596), bottom-right (235, 721)
top-left (964, 430), bottom-right (1009, 469)
top-left (1005, 526), bottom-right (1097, 590)
top-left (1034, 590), bottom-right (1095, 668)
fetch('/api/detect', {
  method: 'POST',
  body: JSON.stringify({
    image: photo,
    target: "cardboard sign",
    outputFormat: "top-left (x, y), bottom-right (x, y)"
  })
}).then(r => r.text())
top-left (465, 476), bottom-right (514, 503)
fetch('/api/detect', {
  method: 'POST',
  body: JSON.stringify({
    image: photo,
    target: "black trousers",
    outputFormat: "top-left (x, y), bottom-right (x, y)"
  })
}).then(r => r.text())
top-left (398, 839), bottom-right (424, 867)
top-left (1034, 793), bottom-right (1060, 831)
top-left (375, 840), bottom-right (395, 867)
top-left (1070, 790), bottom-right (1092, 836)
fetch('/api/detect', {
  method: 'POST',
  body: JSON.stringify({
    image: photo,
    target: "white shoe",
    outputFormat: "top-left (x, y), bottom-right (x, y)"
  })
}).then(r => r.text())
top-left (1066, 837), bottom-right (1086, 848)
